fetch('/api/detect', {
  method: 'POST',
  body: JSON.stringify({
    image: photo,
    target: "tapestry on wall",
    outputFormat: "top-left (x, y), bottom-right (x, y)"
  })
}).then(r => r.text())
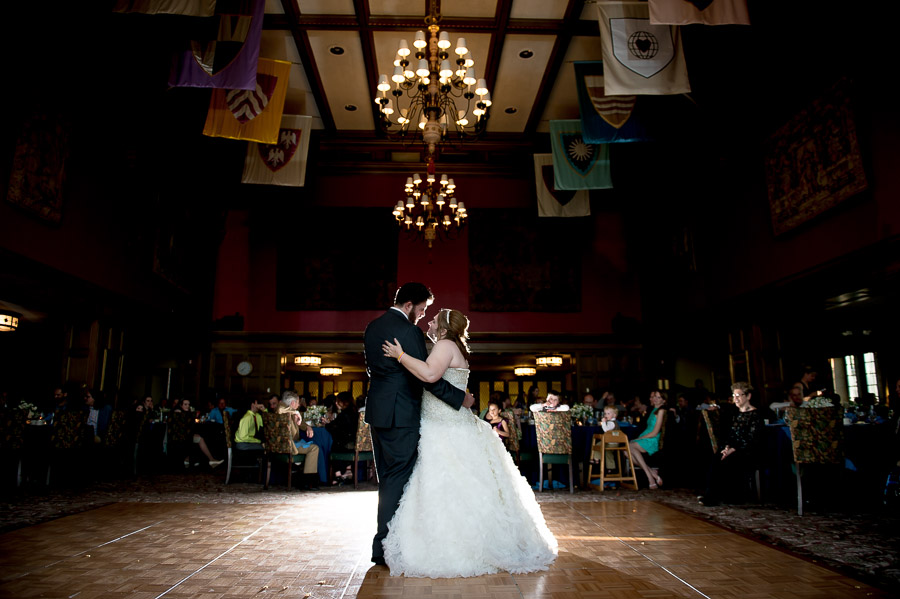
top-left (6, 111), bottom-right (70, 224)
top-left (276, 208), bottom-right (397, 310)
top-left (764, 78), bottom-right (868, 235)
top-left (469, 209), bottom-right (583, 312)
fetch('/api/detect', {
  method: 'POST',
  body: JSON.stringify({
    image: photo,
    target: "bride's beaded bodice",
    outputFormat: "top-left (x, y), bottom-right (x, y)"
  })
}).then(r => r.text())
top-left (422, 367), bottom-right (470, 423)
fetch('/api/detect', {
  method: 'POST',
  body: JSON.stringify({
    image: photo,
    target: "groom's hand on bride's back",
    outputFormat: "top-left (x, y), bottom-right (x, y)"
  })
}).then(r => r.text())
top-left (463, 393), bottom-right (475, 409)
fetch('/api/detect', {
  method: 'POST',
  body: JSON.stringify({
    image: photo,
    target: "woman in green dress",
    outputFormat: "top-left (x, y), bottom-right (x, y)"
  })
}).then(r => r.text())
top-left (629, 390), bottom-right (667, 489)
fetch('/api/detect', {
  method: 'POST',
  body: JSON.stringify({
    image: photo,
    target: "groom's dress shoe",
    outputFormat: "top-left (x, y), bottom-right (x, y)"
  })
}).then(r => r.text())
top-left (371, 556), bottom-right (386, 566)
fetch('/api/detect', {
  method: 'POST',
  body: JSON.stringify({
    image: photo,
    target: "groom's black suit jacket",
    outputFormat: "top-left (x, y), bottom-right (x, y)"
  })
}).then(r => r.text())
top-left (364, 308), bottom-right (465, 428)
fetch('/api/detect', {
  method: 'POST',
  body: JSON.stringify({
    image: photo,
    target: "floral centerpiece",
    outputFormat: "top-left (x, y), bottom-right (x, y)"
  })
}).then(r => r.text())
top-left (570, 403), bottom-right (594, 424)
top-left (303, 405), bottom-right (328, 426)
top-left (804, 396), bottom-right (834, 408)
top-left (18, 401), bottom-right (39, 419)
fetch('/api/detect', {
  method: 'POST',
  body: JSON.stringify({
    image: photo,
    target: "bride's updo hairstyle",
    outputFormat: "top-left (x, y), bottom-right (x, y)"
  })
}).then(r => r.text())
top-left (436, 308), bottom-right (470, 361)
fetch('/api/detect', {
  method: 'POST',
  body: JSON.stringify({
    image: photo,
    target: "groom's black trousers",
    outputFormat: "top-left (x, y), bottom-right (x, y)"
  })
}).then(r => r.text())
top-left (370, 424), bottom-right (419, 559)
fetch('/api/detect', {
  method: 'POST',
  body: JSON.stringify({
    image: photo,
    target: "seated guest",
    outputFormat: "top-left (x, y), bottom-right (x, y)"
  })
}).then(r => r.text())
top-left (279, 391), bottom-right (320, 489)
top-left (529, 389), bottom-right (570, 413)
top-left (267, 394), bottom-right (280, 412)
top-left (769, 384), bottom-right (804, 414)
top-left (599, 405), bottom-right (620, 433)
top-left (207, 397), bottom-right (237, 424)
top-left (628, 390), bottom-right (667, 489)
top-left (698, 382), bottom-right (763, 506)
top-left (81, 388), bottom-right (111, 444)
top-left (171, 398), bottom-right (224, 468)
top-left (235, 397), bottom-right (265, 451)
top-left (326, 391), bottom-right (358, 450)
top-left (627, 395), bottom-right (648, 422)
top-left (485, 401), bottom-right (511, 446)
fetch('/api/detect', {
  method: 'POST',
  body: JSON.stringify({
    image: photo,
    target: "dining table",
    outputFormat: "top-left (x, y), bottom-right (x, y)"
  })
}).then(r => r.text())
top-left (762, 420), bottom-right (894, 507)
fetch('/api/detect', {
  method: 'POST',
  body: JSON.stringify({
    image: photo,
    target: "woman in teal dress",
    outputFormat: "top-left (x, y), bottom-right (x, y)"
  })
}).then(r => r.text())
top-left (629, 390), bottom-right (667, 489)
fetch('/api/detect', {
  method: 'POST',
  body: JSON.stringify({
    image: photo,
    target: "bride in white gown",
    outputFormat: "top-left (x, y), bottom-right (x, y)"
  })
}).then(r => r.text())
top-left (381, 308), bottom-right (557, 578)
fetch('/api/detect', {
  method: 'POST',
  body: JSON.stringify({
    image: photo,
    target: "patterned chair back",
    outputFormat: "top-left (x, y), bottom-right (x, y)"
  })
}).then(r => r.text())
top-left (786, 406), bottom-right (843, 464)
top-left (52, 411), bottom-right (90, 450)
top-left (261, 412), bottom-right (298, 455)
top-left (0, 408), bottom-right (27, 451)
top-left (223, 411), bottom-right (235, 449)
top-left (701, 410), bottom-right (719, 453)
top-left (103, 410), bottom-right (128, 448)
top-left (501, 409), bottom-right (520, 452)
top-left (167, 411), bottom-right (192, 444)
top-left (355, 411), bottom-right (372, 453)
top-left (534, 411), bottom-right (572, 454)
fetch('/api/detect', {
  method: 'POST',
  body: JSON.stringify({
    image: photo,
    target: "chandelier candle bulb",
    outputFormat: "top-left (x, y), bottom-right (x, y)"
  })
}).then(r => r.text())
top-left (414, 30), bottom-right (427, 49)
top-left (440, 60), bottom-right (453, 78)
top-left (440, 174), bottom-right (448, 185)
top-left (383, 99), bottom-right (394, 115)
top-left (377, 74), bottom-right (390, 91)
top-left (416, 59), bottom-right (429, 78)
top-left (464, 52), bottom-right (474, 67)
top-left (464, 68), bottom-right (476, 86)
top-left (438, 31), bottom-right (451, 49)
top-left (455, 38), bottom-right (467, 55)
top-left (393, 65), bottom-right (405, 82)
top-left (447, 178), bottom-right (456, 190)
top-left (437, 193), bottom-right (446, 206)
top-left (476, 79), bottom-right (488, 96)
top-left (398, 39), bottom-right (410, 56)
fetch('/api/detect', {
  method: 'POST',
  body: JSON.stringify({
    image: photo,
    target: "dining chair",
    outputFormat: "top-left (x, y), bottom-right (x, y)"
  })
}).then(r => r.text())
top-left (48, 410), bottom-right (91, 485)
top-left (328, 411), bottom-right (375, 489)
top-left (260, 412), bottom-right (306, 490)
top-left (785, 406), bottom-right (843, 515)
top-left (702, 410), bottom-right (719, 453)
top-left (222, 411), bottom-right (264, 485)
top-left (587, 430), bottom-right (638, 491)
top-left (501, 408), bottom-right (521, 463)
top-left (534, 411), bottom-right (573, 493)
top-left (0, 408), bottom-right (27, 487)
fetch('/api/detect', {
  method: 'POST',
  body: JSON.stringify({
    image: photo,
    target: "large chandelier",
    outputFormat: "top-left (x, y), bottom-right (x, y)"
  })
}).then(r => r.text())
top-left (392, 158), bottom-right (467, 248)
top-left (373, 0), bottom-right (491, 158)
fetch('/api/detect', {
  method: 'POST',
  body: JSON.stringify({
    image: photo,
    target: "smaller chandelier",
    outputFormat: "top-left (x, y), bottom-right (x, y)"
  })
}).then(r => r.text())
top-left (536, 355), bottom-right (563, 367)
top-left (320, 367), bottom-right (342, 376)
top-left (393, 158), bottom-right (466, 248)
top-left (295, 355), bottom-right (322, 366)
top-left (0, 311), bottom-right (19, 332)
top-left (514, 367), bottom-right (537, 377)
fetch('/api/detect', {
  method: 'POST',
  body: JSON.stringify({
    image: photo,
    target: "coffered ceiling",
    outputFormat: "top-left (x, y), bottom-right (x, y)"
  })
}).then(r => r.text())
top-left (262, 0), bottom-right (601, 148)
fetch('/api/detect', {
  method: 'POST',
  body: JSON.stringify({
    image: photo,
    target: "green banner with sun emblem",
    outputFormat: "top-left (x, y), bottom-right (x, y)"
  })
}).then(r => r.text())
top-left (549, 120), bottom-right (613, 190)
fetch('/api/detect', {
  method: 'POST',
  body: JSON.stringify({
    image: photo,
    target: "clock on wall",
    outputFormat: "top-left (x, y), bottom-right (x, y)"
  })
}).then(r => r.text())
top-left (236, 360), bottom-right (253, 376)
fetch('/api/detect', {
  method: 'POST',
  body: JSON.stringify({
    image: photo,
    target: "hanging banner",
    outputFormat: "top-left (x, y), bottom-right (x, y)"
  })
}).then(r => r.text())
top-left (549, 120), bottom-right (613, 191)
top-left (242, 115), bottom-right (313, 186)
top-left (533, 154), bottom-right (590, 217)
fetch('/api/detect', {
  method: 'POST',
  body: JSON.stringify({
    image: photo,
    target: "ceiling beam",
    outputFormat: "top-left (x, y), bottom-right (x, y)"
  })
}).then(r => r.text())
top-left (279, 0), bottom-right (336, 131)
top-left (353, 0), bottom-right (385, 134)
top-left (525, 0), bottom-right (587, 134)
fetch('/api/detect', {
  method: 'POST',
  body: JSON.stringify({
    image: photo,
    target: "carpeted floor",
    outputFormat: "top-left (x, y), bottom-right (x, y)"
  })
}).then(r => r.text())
top-left (1, 473), bottom-right (897, 594)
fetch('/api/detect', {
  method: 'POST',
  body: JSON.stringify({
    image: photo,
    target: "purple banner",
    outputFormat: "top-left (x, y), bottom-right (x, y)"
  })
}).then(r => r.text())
top-left (168, 0), bottom-right (263, 90)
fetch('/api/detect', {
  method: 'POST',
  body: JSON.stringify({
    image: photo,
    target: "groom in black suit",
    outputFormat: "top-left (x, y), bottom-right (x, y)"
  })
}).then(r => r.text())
top-left (364, 282), bottom-right (475, 565)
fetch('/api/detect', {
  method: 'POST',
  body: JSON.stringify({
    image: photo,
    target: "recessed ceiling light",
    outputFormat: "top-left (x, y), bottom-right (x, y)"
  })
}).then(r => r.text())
top-left (329, 46), bottom-right (345, 55)
top-left (519, 49), bottom-right (534, 59)
top-left (504, 107), bottom-right (517, 114)
top-left (345, 104), bottom-right (358, 111)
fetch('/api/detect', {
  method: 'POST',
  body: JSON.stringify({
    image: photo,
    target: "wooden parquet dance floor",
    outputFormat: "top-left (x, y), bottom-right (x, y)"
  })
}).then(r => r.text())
top-left (0, 494), bottom-right (888, 599)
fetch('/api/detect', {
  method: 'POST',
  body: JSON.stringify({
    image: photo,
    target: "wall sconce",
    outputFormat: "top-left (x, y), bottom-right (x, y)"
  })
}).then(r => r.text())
top-left (536, 355), bottom-right (562, 367)
top-left (514, 367), bottom-right (536, 376)
top-left (295, 355), bottom-right (322, 366)
top-left (320, 367), bottom-right (342, 376)
top-left (0, 311), bottom-right (20, 332)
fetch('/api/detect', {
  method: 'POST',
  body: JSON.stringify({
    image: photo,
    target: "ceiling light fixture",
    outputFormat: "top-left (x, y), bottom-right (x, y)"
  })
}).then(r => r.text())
top-left (295, 355), bottom-right (322, 366)
top-left (514, 367), bottom-right (537, 377)
top-left (392, 160), bottom-right (466, 248)
top-left (0, 311), bottom-right (20, 332)
top-left (320, 367), bottom-right (342, 376)
top-left (373, 0), bottom-right (491, 159)
top-left (536, 355), bottom-right (563, 367)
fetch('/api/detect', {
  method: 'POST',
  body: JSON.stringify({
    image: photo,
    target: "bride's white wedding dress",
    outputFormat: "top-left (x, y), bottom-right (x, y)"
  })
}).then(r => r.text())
top-left (383, 367), bottom-right (558, 578)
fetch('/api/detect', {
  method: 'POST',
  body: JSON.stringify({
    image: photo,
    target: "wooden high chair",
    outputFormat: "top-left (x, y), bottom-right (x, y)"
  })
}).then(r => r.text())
top-left (587, 429), bottom-right (638, 491)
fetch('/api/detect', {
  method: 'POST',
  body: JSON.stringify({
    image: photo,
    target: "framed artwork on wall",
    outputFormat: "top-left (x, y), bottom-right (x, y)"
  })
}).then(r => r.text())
top-left (5, 111), bottom-right (70, 224)
top-left (764, 78), bottom-right (868, 235)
